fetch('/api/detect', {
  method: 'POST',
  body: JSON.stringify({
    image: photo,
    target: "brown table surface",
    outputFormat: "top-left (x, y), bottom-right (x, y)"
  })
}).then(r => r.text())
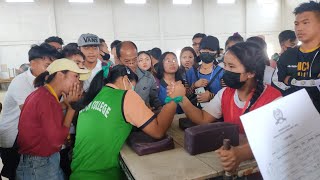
top-left (0, 78), bottom-right (13, 83)
top-left (120, 114), bottom-right (258, 180)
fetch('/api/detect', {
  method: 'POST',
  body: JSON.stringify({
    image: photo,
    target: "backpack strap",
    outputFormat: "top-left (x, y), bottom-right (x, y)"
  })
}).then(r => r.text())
top-left (204, 67), bottom-right (223, 91)
top-left (193, 67), bottom-right (199, 80)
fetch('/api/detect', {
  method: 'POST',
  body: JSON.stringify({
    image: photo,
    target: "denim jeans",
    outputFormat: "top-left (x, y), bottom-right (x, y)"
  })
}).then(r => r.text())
top-left (16, 152), bottom-right (65, 180)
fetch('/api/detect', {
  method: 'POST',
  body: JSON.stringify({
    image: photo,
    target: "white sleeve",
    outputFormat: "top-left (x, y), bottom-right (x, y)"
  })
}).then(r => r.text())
top-left (9, 76), bottom-right (32, 106)
top-left (202, 87), bottom-right (226, 119)
top-left (263, 66), bottom-right (275, 85)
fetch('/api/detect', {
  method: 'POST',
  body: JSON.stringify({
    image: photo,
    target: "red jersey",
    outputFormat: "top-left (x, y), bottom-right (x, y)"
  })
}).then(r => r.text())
top-left (18, 87), bottom-right (68, 157)
top-left (221, 85), bottom-right (282, 133)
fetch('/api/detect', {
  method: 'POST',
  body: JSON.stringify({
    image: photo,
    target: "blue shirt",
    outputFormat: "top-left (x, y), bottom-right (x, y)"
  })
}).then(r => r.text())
top-left (186, 65), bottom-right (224, 94)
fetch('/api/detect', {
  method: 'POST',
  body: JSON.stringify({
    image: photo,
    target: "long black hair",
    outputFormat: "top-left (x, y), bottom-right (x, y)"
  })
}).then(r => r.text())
top-left (75, 65), bottom-right (138, 111)
top-left (227, 42), bottom-right (266, 113)
top-left (138, 51), bottom-right (157, 76)
top-left (246, 36), bottom-right (270, 66)
top-left (156, 52), bottom-right (183, 82)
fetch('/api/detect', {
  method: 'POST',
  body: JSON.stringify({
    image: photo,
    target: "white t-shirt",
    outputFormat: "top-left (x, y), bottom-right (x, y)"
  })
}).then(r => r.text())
top-left (0, 68), bottom-right (35, 148)
top-left (202, 86), bottom-right (278, 120)
top-left (264, 66), bottom-right (275, 85)
top-left (83, 60), bottom-right (102, 92)
top-left (202, 87), bottom-right (247, 119)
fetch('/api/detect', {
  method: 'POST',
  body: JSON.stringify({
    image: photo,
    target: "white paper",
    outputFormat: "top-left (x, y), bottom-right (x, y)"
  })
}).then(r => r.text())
top-left (240, 89), bottom-right (320, 180)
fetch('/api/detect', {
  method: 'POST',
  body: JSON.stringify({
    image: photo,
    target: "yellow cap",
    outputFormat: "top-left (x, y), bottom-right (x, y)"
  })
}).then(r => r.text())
top-left (47, 58), bottom-right (91, 81)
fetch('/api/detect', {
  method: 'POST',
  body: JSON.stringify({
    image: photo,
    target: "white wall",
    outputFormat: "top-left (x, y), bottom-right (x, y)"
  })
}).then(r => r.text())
top-left (54, 0), bottom-right (114, 43)
top-left (204, 0), bottom-right (246, 47)
top-left (0, 0), bottom-right (308, 69)
top-left (245, 0), bottom-right (282, 57)
top-left (0, 0), bottom-right (56, 69)
top-left (282, 0), bottom-right (306, 30)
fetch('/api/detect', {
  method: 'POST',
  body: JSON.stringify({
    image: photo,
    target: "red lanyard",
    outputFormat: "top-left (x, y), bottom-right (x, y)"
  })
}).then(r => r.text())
top-left (230, 90), bottom-right (254, 121)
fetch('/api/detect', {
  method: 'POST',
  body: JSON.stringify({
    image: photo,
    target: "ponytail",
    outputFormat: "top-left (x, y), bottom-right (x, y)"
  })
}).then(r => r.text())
top-left (34, 70), bottom-right (68, 88)
top-left (244, 79), bottom-right (264, 114)
top-left (34, 71), bottom-right (50, 88)
top-left (73, 64), bottom-right (138, 111)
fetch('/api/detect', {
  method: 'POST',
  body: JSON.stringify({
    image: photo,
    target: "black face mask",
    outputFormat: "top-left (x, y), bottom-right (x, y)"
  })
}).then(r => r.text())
top-left (199, 52), bottom-right (216, 64)
top-left (222, 70), bottom-right (246, 89)
top-left (101, 52), bottom-right (110, 61)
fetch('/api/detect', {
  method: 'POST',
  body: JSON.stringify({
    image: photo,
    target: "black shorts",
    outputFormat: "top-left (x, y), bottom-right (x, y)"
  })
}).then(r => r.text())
top-left (0, 147), bottom-right (20, 179)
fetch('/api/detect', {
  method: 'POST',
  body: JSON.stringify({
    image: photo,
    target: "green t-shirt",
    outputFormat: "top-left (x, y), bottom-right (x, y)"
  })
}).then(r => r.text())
top-left (70, 86), bottom-right (132, 180)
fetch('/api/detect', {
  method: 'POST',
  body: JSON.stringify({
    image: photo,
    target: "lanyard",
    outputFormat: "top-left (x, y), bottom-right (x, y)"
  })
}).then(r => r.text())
top-left (230, 90), bottom-right (254, 121)
top-left (45, 84), bottom-right (59, 102)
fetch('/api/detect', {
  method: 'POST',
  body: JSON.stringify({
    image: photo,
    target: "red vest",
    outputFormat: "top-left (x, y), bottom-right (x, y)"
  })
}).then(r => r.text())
top-left (221, 85), bottom-right (282, 134)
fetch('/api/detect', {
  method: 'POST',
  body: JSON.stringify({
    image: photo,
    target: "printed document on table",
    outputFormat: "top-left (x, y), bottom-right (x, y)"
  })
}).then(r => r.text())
top-left (240, 89), bottom-right (320, 180)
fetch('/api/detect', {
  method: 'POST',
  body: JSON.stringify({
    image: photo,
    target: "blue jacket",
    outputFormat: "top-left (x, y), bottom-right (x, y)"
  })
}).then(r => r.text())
top-left (186, 65), bottom-right (224, 94)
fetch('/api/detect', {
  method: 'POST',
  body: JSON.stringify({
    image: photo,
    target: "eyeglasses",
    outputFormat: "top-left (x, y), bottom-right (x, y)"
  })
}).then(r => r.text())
top-left (164, 59), bottom-right (177, 64)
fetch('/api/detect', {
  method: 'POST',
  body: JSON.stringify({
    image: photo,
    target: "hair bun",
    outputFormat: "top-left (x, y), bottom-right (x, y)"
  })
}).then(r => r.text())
top-left (233, 32), bottom-right (240, 37)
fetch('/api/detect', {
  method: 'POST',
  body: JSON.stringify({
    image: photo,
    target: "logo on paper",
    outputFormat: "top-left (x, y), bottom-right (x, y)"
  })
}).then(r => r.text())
top-left (273, 108), bottom-right (286, 125)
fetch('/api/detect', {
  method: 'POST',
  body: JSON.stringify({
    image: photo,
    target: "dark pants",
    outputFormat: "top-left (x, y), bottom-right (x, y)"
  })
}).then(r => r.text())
top-left (0, 147), bottom-right (20, 180)
top-left (60, 148), bottom-right (71, 179)
top-left (60, 134), bottom-right (75, 179)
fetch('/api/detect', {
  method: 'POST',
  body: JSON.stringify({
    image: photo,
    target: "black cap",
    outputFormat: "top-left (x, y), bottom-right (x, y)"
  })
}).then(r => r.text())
top-left (199, 36), bottom-right (220, 51)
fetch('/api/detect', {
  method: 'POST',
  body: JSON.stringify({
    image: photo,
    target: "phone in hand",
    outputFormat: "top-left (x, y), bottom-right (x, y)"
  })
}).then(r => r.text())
top-left (195, 87), bottom-right (205, 95)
